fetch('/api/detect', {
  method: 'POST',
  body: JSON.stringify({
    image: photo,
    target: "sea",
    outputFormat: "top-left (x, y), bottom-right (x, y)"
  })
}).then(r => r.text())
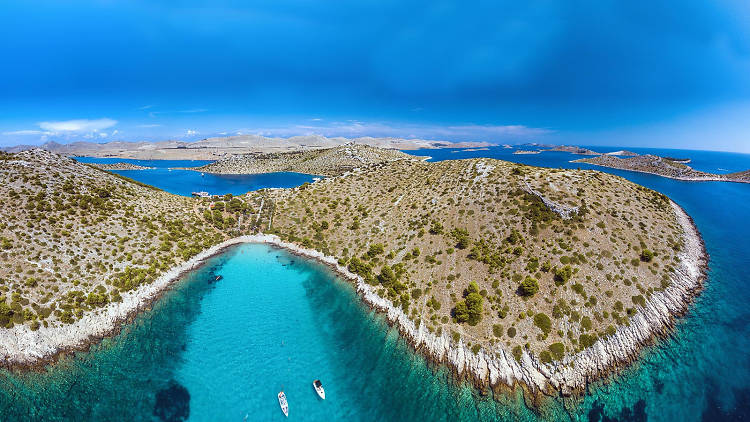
top-left (1, 146), bottom-right (749, 421)
top-left (73, 157), bottom-right (318, 196)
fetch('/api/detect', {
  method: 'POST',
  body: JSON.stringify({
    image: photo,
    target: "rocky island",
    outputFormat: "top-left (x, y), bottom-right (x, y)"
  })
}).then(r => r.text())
top-left (545, 146), bottom-right (600, 155)
top-left (192, 143), bottom-right (426, 177)
top-left (575, 154), bottom-right (750, 184)
top-left (0, 146), bottom-right (706, 398)
top-left (92, 162), bottom-right (155, 171)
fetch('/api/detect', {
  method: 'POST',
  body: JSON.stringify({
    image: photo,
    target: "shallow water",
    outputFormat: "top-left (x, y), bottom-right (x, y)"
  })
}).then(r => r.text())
top-left (1, 147), bottom-right (749, 421)
top-left (74, 157), bottom-right (318, 196)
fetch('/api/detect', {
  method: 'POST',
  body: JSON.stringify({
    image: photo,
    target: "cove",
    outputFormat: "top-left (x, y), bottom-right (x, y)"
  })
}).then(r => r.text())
top-left (2, 148), bottom-right (749, 421)
top-left (73, 157), bottom-right (319, 196)
top-left (0, 243), bottom-right (544, 421)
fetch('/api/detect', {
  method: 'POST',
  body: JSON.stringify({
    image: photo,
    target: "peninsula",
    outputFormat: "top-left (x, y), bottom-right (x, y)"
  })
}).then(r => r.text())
top-left (0, 146), bottom-right (706, 398)
top-left (575, 154), bottom-right (750, 184)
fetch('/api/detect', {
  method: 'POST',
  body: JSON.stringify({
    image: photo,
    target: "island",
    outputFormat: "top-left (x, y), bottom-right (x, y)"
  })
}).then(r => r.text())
top-left (92, 162), bottom-right (155, 171)
top-left (2, 135), bottom-right (490, 161)
top-left (0, 146), bottom-right (706, 399)
top-left (603, 150), bottom-right (639, 157)
top-left (574, 154), bottom-right (750, 184)
top-left (190, 143), bottom-right (425, 177)
top-left (545, 145), bottom-right (600, 155)
top-left (512, 150), bottom-right (541, 155)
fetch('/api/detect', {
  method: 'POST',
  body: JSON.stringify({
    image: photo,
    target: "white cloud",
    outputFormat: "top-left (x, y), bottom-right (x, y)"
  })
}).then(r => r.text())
top-left (186, 129), bottom-right (198, 136)
top-left (38, 118), bottom-right (117, 132)
top-left (2, 130), bottom-right (51, 136)
top-left (233, 121), bottom-right (552, 141)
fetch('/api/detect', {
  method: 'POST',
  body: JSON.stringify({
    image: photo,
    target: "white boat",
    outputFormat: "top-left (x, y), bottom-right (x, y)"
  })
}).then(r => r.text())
top-left (278, 391), bottom-right (288, 417)
top-left (313, 379), bottom-right (325, 400)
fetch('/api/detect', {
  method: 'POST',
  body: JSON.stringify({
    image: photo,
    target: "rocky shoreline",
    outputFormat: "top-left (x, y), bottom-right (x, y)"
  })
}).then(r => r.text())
top-left (0, 202), bottom-right (707, 399)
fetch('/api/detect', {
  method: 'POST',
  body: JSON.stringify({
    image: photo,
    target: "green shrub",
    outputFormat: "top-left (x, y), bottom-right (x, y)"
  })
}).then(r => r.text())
top-left (580, 316), bottom-right (592, 331)
top-left (471, 344), bottom-right (481, 355)
top-left (579, 333), bottom-right (597, 348)
top-left (640, 249), bottom-right (654, 262)
top-left (507, 326), bottom-right (517, 338)
top-left (519, 277), bottom-right (539, 296)
top-left (450, 228), bottom-right (471, 249)
top-left (539, 350), bottom-right (552, 364)
top-left (512, 345), bottom-right (523, 362)
top-left (548, 342), bottom-right (565, 360)
top-left (533, 313), bottom-right (552, 335)
top-left (492, 324), bottom-right (504, 338)
top-left (554, 265), bottom-right (573, 285)
top-left (366, 243), bottom-right (385, 258)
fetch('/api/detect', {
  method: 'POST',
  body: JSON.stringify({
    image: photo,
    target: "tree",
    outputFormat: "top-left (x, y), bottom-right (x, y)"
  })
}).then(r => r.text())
top-left (640, 249), bottom-right (654, 262)
top-left (453, 300), bottom-right (469, 323)
top-left (451, 228), bottom-right (470, 249)
top-left (519, 276), bottom-right (539, 296)
top-left (366, 243), bottom-right (384, 258)
top-left (554, 265), bottom-right (573, 285)
top-left (429, 220), bottom-right (444, 235)
top-left (465, 292), bottom-right (483, 325)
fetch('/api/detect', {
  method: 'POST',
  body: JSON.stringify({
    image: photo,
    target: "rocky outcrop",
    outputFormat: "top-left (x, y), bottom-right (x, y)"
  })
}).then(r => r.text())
top-left (521, 180), bottom-right (579, 219)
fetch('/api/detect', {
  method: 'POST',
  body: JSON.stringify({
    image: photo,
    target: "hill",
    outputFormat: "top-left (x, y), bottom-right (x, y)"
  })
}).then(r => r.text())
top-left (238, 157), bottom-right (696, 378)
top-left (0, 147), bottom-right (706, 395)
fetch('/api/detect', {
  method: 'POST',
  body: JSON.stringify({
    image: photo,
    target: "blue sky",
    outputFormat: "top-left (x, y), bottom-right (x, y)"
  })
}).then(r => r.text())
top-left (1, 0), bottom-right (749, 152)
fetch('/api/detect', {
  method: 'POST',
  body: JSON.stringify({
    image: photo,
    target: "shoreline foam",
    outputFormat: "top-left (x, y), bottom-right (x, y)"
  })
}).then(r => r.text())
top-left (0, 202), bottom-right (707, 398)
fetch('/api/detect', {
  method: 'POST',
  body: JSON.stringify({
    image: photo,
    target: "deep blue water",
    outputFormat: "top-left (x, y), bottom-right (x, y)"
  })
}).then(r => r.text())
top-left (74, 157), bottom-right (319, 196)
top-left (0, 147), bottom-right (749, 421)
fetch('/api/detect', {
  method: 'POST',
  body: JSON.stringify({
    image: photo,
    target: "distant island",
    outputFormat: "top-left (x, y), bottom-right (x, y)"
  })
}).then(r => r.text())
top-left (603, 150), bottom-right (639, 157)
top-left (190, 144), bottom-right (425, 177)
top-left (92, 162), bottom-right (154, 171)
top-left (575, 154), bottom-right (750, 184)
top-left (544, 145), bottom-right (600, 155)
top-left (512, 150), bottom-right (541, 155)
top-left (0, 145), bottom-right (707, 398)
top-left (2, 135), bottom-right (490, 160)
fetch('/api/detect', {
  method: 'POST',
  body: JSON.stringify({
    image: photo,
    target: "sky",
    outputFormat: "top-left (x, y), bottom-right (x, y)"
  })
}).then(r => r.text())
top-left (1, 0), bottom-right (749, 152)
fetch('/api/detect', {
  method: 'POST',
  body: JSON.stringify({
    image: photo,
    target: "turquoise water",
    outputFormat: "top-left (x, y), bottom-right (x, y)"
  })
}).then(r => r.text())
top-left (73, 157), bottom-right (318, 196)
top-left (1, 147), bottom-right (749, 421)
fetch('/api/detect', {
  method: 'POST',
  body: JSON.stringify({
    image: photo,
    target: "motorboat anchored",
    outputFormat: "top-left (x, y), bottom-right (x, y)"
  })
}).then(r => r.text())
top-left (278, 391), bottom-right (288, 417)
top-left (313, 379), bottom-right (325, 400)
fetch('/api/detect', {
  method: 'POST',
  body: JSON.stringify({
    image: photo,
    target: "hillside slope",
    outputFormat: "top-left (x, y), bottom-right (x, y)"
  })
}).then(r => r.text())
top-left (0, 150), bottom-right (229, 330)
top-left (249, 157), bottom-right (686, 362)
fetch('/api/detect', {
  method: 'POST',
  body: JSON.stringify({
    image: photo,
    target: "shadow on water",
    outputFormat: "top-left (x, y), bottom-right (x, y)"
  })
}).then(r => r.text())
top-left (0, 251), bottom-right (235, 421)
top-left (154, 381), bottom-right (191, 422)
